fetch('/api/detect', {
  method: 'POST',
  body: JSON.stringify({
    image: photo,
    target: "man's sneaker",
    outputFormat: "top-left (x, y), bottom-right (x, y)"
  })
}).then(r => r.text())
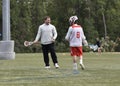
top-left (55, 63), bottom-right (59, 68)
top-left (45, 66), bottom-right (50, 69)
top-left (80, 64), bottom-right (85, 70)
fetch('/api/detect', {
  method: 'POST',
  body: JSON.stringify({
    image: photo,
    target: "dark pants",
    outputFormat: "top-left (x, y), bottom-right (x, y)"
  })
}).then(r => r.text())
top-left (41, 43), bottom-right (58, 66)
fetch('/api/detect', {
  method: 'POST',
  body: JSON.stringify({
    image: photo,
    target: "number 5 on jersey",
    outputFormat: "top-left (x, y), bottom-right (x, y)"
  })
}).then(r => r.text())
top-left (76, 32), bottom-right (80, 38)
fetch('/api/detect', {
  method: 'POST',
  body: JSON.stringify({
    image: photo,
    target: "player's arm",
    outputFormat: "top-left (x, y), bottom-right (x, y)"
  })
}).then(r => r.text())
top-left (65, 27), bottom-right (72, 41)
top-left (33, 26), bottom-right (41, 44)
top-left (81, 28), bottom-right (88, 46)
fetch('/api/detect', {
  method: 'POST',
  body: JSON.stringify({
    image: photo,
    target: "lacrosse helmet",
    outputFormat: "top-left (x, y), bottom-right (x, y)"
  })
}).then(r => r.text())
top-left (69, 15), bottom-right (78, 25)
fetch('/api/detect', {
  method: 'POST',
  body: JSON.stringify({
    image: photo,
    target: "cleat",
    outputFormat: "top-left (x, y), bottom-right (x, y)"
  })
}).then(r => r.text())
top-left (80, 64), bottom-right (85, 70)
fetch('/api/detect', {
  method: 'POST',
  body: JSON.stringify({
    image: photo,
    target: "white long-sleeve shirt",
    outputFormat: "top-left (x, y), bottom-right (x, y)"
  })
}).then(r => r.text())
top-left (65, 24), bottom-right (86, 47)
top-left (34, 23), bottom-right (57, 45)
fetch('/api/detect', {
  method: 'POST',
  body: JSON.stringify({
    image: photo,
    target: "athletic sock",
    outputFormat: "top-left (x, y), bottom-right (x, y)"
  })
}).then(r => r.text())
top-left (73, 63), bottom-right (78, 70)
top-left (80, 56), bottom-right (83, 64)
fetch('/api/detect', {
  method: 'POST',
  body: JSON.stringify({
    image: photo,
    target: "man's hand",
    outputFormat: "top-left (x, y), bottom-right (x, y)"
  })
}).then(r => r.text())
top-left (52, 38), bottom-right (55, 42)
top-left (33, 41), bottom-right (40, 45)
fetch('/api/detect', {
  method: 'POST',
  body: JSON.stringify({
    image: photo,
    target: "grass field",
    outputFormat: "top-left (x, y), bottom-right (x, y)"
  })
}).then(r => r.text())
top-left (0, 52), bottom-right (120, 86)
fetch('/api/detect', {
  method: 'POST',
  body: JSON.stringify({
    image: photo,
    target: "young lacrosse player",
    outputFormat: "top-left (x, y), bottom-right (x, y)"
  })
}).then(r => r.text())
top-left (65, 16), bottom-right (88, 70)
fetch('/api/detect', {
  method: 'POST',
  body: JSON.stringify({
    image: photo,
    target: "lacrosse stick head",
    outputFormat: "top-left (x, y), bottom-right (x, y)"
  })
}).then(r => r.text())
top-left (24, 41), bottom-right (33, 47)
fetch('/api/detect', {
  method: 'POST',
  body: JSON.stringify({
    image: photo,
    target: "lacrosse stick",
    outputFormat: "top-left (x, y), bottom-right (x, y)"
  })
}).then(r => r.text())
top-left (24, 41), bottom-right (33, 47)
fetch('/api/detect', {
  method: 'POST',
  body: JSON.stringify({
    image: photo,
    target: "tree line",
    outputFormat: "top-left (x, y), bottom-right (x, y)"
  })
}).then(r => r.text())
top-left (0, 0), bottom-right (120, 52)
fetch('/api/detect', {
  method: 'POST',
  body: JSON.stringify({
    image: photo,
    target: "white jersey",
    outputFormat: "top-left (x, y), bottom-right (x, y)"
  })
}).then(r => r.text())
top-left (34, 23), bottom-right (57, 45)
top-left (65, 24), bottom-right (86, 47)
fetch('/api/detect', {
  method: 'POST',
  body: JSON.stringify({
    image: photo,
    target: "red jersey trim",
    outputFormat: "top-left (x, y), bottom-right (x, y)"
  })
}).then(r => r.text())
top-left (72, 24), bottom-right (81, 28)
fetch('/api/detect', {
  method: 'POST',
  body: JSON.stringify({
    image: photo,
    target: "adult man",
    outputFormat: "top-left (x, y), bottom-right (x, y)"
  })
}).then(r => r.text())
top-left (33, 16), bottom-right (59, 69)
top-left (65, 16), bottom-right (88, 70)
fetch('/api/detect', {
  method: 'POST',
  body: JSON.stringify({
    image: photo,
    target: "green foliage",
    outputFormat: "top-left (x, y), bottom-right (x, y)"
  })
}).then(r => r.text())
top-left (83, 18), bottom-right (98, 43)
top-left (100, 37), bottom-right (120, 52)
top-left (115, 38), bottom-right (120, 52)
top-left (55, 42), bottom-right (69, 52)
top-left (83, 46), bottom-right (91, 52)
top-left (0, 0), bottom-right (120, 52)
top-left (10, 0), bottom-right (45, 52)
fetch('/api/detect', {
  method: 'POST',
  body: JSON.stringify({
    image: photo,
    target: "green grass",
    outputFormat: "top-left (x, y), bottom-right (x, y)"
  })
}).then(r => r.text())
top-left (0, 52), bottom-right (120, 86)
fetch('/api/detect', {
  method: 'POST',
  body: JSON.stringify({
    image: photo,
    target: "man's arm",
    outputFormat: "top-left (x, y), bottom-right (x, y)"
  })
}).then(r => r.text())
top-left (52, 26), bottom-right (57, 41)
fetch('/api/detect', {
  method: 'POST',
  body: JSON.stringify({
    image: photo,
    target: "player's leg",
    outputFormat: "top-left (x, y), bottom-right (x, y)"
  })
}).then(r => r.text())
top-left (42, 45), bottom-right (50, 68)
top-left (79, 55), bottom-right (83, 64)
top-left (71, 47), bottom-right (78, 70)
top-left (79, 55), bottom-right (85, 70)
top-left (78, 47), bottom-right (85, 70)
top-left (98, 47), bottom-right (101, 54)
top-left (73, 56), bottom-right (78, 70)
top-left (49, 43), bottom-right (59, 68)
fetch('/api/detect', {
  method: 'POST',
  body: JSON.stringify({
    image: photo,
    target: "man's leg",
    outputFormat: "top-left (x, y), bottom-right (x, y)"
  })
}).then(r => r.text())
top-left (42, 45), bottom-right (50, 67)
top-left (49, 43), bottom-right (59, 68)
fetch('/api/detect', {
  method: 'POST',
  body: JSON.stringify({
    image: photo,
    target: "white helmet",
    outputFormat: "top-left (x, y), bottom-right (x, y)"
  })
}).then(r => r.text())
top-left (69, 15), bottom-right (78, 23)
